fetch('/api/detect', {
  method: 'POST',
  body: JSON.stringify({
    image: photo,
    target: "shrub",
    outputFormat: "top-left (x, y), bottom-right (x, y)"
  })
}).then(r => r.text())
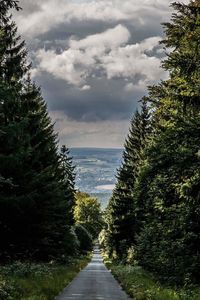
top-left (61, 227), bottom-right (80, 262)
top-left (0, 276), bottom-right (21, 300)
top-left (74, 224), bottom-right (93, 254)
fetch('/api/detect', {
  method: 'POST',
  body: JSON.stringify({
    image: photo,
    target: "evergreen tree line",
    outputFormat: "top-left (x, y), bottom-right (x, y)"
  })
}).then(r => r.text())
top-left (0, 0), bottom-right (93, 261)
top-left (101, 0), bottom-right (200, 285)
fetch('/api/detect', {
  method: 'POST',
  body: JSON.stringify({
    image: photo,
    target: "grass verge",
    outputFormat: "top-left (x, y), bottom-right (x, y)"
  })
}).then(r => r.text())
top-left (0, 255), bottom-right (90, 300)
top-left (105, 262), bottom-right (200, 300)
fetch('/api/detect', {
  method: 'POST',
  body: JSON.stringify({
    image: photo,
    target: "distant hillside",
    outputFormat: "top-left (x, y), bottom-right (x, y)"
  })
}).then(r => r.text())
top-left (70, 148), bottom-right (123, 208)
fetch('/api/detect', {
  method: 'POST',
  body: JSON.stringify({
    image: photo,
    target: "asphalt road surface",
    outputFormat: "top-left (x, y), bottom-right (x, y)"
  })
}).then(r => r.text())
top-left (56, 247), bottom-right (131, 300)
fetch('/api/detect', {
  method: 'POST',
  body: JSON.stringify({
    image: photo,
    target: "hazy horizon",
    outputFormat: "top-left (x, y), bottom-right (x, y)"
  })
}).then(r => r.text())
top-left (71, 147), bottom-right (123, 207)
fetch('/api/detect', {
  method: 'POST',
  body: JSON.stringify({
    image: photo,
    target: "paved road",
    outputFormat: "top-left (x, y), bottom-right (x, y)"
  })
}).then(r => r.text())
top-left (56, 247), bottom-right (131, 300)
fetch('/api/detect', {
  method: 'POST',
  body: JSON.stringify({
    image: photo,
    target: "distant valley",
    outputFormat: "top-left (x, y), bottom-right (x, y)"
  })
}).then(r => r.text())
top-left (70, 148), bottom-right (123, 208)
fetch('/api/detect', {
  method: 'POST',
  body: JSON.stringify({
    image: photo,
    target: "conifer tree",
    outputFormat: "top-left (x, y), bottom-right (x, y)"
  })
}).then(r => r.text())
top-left (107, 100), bottom-right (150, 259)
top-left (135, 0), bottom-right (200, 284)
top-left (0, 1), bottom-right (19, 15)
top-left (0, 1), bottom-right (28, 258)
top-left (148, 0), bottom-right (200, 123)
top-left (0, 1), bottom-right (77, 260)
top-left (59, 145), bottom-right (76, 226)
top-left (104, 1), bottom-right (200, 285)
top-left (161, 1), bottom-right (200, 109)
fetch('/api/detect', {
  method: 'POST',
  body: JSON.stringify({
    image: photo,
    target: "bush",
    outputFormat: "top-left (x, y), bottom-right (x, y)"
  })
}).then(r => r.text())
top-left (0, 262), bottom-right (52, 278)
top-left (136, 217), bottom-right (200, 286)
top-left (0, 257), bottom-right (90, 300)
top-left (0, 276), bottom-right (21, 300)
top-left (61, 227), bottom-right (80, 262)
top-left (74, 224), bottom-right (93, 254)
top-left (110, 264), bottom-right (200, 300)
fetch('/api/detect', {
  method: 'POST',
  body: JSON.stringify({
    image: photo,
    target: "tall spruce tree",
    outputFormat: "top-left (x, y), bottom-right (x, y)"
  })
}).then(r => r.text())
top-left (136, 116), bottom-right (200, 284)
top-left (107, 100), bottom-right (150, 259)
top-left (135, 0), bottom-right (200, 284)
top-left (59, 145), bottom-right (76, 226)
top-left (149, 0), bottom-right (200, 122)
top-left (161, 0), bottom-right (200, 109)
top-left (103, 0), bottom-right (200, 285)
top-left (0, 1), bottom-right (76, 260)
top-left (0, 0), bottom-right (28, 259)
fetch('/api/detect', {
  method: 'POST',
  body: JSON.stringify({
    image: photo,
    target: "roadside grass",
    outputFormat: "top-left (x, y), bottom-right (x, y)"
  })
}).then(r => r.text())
top-left (104, 260), bottom-right (200, 300)
top-left (0, 255), bottom-right (90, 300)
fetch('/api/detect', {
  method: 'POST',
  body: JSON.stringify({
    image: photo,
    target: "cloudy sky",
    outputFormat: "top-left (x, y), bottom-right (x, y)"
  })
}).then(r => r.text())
top-left (14, 0), bottom-right (188, 148)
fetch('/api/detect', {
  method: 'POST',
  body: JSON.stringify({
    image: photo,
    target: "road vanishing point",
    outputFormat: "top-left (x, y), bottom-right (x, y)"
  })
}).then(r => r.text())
top-left (56, 247), bottom-right (131, 300)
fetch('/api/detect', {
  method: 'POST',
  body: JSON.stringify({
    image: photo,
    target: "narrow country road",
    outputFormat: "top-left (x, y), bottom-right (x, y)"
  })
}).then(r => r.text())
top-left (56, 247), bottom-right (131, 300)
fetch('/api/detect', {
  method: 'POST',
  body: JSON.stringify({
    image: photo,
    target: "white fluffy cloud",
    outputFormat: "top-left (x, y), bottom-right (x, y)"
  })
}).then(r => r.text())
top-left (13, 0), bottom-right (189, 147)
top-left (35, 25), bottom-right (165, 89)
top-left (101, 36), bottom-right (163, 80)
top-left (70, 24), bottom-right (130, 50)
top-left (14, 0), bottom-right (188, 38)
top-left (16, 0), bottom-right (126, 37)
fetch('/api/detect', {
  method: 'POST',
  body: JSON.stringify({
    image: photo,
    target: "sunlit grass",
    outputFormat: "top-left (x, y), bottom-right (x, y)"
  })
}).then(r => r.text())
top-left (0, 256), bottom-right (90, 300)
top-left (108, 264), bottom-right (200, 300)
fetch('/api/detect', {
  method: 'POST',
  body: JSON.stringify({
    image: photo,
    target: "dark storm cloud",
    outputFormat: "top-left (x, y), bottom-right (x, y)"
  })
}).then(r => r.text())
top-left (13, 0), bottom-right (189, 147)
top-left (38, 19), bottom-right (114, 41)
top-left (35, 17), bottom-right (165, 52)
top-left (17, 2), bottom-right (41, 14)
top-left (37, 74), bottom-right (140, 122)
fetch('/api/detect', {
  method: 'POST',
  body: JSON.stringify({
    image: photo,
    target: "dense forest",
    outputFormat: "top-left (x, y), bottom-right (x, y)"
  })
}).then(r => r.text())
top-left (0, 0), bottom-right (102, 263)
top-left (0, 0), bottom-right (200, 298)
top-left (100, 0), bottom-right (200, 286)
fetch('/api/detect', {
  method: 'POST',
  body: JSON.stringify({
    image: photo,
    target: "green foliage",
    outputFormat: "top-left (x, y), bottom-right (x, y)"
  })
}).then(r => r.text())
top-left (105, 100), bottom-right (150, 260)
top-left (60, 227), bottom-right (80, 260)
top-left (110, 264), bottom-right (200, 300)
top-left (0, 1), bottom-right (77, 261)
top-left (136, 116), bottom-right (200, 284)
top-left (161, 1), bottom-right (200, 109)
top-left (0, 257), bottom-right (90, 300)
top-left (59, 145), bottom-right (76, 226)
top-left (0, 276), bottom-right (21, 300)
top-left (104, 0), bottom-right (200, 287)
top-left (74, 192), bottom-right (103, 238)
top-left (74, 224), bottom-right (93, 254)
